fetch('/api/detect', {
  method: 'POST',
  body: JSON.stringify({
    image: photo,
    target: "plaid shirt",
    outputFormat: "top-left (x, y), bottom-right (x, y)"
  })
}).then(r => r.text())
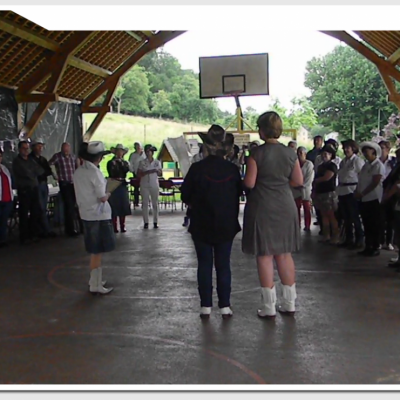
top-left (49, 152), bottom-right (77, 183)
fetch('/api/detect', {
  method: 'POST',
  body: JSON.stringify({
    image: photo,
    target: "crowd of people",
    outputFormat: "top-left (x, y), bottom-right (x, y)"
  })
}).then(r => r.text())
top-left (1, 110), bottom-right (400, 320)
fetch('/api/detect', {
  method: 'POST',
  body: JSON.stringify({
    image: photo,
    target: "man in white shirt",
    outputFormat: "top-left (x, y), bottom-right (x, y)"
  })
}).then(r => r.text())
top-left (74, 141), bottom-right (115, 295)
top-left (137, 144), bottom-right (163, 229)
top-left (337, 139), bottom-right (365, 248)
top-left (129, 142), bottom-right (146, 207)
top-left (355, 141), bottom-right (386, 257)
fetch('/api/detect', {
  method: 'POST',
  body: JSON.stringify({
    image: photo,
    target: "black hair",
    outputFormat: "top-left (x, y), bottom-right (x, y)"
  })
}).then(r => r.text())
top-left (18, 140), bottom-right (29, 149)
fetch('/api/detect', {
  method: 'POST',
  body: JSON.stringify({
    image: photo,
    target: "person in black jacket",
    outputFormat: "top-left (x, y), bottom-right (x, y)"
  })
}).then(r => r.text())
top-left (29, 140), bottom-right (57, 238)
top-left (181, 125), bottom-right (243, 320)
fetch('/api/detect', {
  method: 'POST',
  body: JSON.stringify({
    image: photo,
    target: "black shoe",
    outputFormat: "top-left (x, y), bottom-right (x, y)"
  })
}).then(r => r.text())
top-left (313, 222), bottom-right (319, 226)
top-left (154, 223), bottom-right (158, 229)
top-left (338, 241), bottom-right (353, 248)
top-left (20, 239), bottom-right (33, 246)
top-left (67, 230), bottom-right (79, 237)
top-left (144, 223), bottom-right (149, 229)
top-left (357, 248), bottom-right (371, 256)
top-left (367, 250), bottom-right (380, 257)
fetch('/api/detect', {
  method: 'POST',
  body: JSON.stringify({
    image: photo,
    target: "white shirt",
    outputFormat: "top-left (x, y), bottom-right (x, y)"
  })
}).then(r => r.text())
top-left (336, 155), bottom-right (365, 196)
top-left (138, 158), bottom-right (162, 188)
top-left (381, 157), bottom-right (394, 179)
top-left (129, 151), bottom-right (146, 175)
top-left (0, 164), bottom-right (13, 201)
top-left (73, 160), bottom-right (112, 221)
top-left (292, 160), bottom-right (314, 201)
top-left (357, 158), bottom-right (385, 203)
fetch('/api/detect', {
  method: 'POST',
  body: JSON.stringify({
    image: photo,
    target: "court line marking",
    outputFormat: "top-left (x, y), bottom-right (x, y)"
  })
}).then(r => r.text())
top-left (0, 331), bottom-right (267, 385)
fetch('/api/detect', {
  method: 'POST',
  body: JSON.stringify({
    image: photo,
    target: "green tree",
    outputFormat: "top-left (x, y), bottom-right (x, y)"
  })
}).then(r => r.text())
top-left (304, 44), bottom-right (398, 142)
top-left (151, 90), bottom-right (172, 118)
top-left (118, 65), bottom-right (150, 115)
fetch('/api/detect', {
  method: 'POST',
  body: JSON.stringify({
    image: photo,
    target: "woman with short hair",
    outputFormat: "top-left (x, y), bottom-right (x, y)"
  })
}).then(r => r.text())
top-left (137, 144), bottom-right (162, 229)
top-left (292, 146), bottom-right (314, 232)
top-left (355, 142), bottom-right (385, 257)
top-left (312, 144), bottom-right (339, 244)
top-left (242, 111), bottom-right (303, 319)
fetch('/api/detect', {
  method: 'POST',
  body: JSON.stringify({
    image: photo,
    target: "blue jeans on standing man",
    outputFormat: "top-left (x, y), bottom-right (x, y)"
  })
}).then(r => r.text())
top-left (193, 240), bottom-right (233, 308)
top-left (0, 201), bottom-right (13, 244)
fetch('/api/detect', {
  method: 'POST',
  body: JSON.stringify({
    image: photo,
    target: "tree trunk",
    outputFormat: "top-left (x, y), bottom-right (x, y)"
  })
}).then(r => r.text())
top-left (117, 100), bottom-right (121, 114)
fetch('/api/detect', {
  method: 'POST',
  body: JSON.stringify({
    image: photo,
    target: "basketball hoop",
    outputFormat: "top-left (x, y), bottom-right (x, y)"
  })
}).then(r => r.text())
top-left (222, 90), bottom-right (244, 98)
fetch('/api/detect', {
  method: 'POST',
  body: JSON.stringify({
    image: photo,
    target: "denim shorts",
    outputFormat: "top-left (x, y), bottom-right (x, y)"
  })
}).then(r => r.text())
top-left (82, 219), bottom-right (116, 254)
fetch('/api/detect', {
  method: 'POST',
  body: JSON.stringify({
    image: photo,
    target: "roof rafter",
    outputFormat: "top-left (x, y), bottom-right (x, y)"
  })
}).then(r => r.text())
top-left (0, 16), bottom-right (112, 78)
top-left (321, 30), bottom-right (400, 83)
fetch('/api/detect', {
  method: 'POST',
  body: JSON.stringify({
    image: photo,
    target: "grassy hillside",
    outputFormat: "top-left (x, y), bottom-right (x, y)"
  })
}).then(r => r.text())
top-left (83, 113), bottom-right (211, 176)
top-left (83, 113), bottom-right (314, 177)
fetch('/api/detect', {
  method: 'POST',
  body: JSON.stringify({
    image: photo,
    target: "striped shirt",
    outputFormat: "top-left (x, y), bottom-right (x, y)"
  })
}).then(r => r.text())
top-left (49, 152), bottom-right (77, 183)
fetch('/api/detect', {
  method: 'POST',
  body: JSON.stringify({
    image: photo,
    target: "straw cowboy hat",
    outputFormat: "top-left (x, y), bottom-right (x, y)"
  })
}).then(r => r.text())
top-left (110, 144), bottom-right (129, 155)
top-left (198, 124), bottom-right (234, 156)
top-left (360, 141), bottom-right (382, 158)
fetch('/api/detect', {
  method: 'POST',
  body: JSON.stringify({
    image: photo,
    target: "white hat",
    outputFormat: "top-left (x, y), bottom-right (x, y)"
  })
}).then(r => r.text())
top-left (360, 141), bottom-right (382, 158)
top-left (31, 139), bottom-right (45, 147)
top-left (87, 141), bottom-right (111, 156)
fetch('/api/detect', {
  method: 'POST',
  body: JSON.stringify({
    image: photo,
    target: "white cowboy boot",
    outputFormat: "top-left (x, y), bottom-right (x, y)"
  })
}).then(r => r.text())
top-left (88, 270), bottom-right (106, 287)
top-left (220, 307), bottom-right (233, 320)
top-left (278, 283), bottom-right (297, 315)
top-left (258, 286), bottom-right (277, 319)
top-left (200, 307), bottom-right (211, 319)
top-left (90, 268), bottom-right (113, 295)
top-left (89, 268), bottom-right (99, 293)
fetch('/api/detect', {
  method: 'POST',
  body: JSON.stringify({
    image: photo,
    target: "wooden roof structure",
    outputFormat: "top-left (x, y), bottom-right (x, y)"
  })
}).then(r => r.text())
top-left (0, 11), bottom-right (184, 138)
top-left (0, 11), bottom-right (400, 139)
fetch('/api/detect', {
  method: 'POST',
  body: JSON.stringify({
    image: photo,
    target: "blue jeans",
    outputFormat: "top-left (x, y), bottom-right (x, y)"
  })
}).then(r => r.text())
top-left (38, 182), bottom-right (50, 234)
top-left (193, 240), bottom-right (233, 308)
top-left (0, 201), bottom-right (13, 243)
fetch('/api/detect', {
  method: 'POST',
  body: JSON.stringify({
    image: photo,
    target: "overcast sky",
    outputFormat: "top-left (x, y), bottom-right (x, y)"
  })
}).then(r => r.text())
top-left (163, 30), bottom-right (340, 113)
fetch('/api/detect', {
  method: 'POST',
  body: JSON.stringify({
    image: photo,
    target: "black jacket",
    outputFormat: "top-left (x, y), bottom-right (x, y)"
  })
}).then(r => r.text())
top-left (181, 155), bottom-right (243, 244)
top-left (29, 153), bottom-right (52, 184)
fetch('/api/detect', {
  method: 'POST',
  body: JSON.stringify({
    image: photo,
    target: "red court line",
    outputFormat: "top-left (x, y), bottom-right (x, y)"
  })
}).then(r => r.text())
top-left (1, 331), bottom-right (267, 385)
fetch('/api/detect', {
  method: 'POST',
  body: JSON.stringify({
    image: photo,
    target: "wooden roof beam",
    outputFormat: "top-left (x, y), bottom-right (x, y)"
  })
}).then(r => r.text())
top-left (125, 31), bottom-right (142, 41)
top-left (388, 47), bottom-right (400, 65)
top-left (16, 31), bottom-right (97, 96)
top-left (0, 17), bottom-right (111, 78)
top-left (321, 30), bottom-right (400, 83)
top-left (83, 31), bottom-right (185, 107)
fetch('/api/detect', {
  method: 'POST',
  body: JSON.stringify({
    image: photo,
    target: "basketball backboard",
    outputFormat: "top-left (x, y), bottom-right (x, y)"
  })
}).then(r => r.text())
top-left (199, 53), bottom-right (269, 99)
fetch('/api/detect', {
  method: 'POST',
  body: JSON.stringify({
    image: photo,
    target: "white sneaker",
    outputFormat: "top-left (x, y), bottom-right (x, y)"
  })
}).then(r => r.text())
top-left (388, 244), bottom-right (395, 251)
top-left (200, 307), bottom-right (211, 319)
top-left (390, 256), bottom-right (399, 263)
top-left (220, 307), bottom-right (233, 319)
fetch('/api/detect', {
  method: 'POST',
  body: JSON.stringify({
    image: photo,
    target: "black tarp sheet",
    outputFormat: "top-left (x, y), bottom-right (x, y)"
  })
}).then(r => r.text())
top-left (0, 86), bottom-right (83, 173)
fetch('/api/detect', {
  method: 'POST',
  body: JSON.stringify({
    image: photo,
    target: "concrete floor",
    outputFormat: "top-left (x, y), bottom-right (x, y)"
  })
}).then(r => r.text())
top-left (1, 207), bottom-right (400, 385)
